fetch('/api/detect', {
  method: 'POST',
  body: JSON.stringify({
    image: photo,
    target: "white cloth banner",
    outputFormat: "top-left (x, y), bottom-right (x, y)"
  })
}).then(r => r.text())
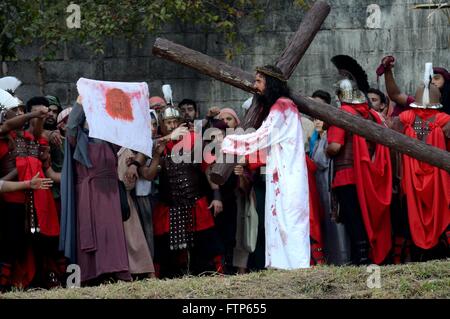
top-left (77, 78), bottom-right (153, 157)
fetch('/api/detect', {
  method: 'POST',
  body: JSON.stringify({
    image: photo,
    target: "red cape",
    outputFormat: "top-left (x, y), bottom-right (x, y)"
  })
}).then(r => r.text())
top-left (306, 155), bottom-right (324, 245)
top-left (399, 110), bottom-right (450, 249)
top-left (344, 104), bottom-right (393, 264)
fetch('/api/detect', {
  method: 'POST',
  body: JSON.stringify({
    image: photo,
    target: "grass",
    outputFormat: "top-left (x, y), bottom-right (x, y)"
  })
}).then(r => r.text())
top-left (1, 259), bottom-right (449, 299)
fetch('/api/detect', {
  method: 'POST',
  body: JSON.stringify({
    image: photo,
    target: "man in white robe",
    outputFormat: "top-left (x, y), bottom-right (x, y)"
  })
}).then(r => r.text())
top-left (221, 65), bottom-right (310, 269)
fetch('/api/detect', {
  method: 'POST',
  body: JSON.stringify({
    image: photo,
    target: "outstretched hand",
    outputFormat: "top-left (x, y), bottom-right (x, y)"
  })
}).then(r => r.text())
top-left (170, 123), bottom-right (189, 141)
top-left (30, 172), bottom-right (53, 190)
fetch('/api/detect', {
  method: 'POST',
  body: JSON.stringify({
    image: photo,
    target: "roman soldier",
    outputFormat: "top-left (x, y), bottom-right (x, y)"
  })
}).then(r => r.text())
top-left (0, 96), bottom-right (63, 291)
top-left (388, 63), bottom-right (450, 261)
top-left (152, 105), bottom-right (223, 278)
top-left (327, 55), bottom-right (393, 265)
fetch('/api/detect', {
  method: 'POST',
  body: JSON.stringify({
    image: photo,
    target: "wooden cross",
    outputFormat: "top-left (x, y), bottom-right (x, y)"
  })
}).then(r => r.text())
top-left (152, 0), bottom-right (450, 175)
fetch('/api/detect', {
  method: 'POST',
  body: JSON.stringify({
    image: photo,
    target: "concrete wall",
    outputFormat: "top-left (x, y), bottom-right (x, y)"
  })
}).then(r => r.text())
top-left (6, 0), bottom-right (450, 118)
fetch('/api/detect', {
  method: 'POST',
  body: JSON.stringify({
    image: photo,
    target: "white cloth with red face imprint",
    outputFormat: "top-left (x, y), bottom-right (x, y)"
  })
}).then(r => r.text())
top-left (77, 78), bottom-right (153, 157)
top-left (221, 97), bottom-right (310, 269)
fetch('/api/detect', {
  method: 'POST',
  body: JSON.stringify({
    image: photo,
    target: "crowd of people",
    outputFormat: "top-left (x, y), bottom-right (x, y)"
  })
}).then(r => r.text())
top-left (0, 54), bottom-right (448, 291)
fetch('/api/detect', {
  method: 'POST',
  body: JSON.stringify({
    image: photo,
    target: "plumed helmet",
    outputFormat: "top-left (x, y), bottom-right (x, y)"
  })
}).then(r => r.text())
top-left (331, 55), bottom-right (369, 104)
top-left (410, 84), bottom-right (442, 109)
top-left (0, 76), bottom-right (22, 95)
top-left (0, 88), bottom-right (22, 123)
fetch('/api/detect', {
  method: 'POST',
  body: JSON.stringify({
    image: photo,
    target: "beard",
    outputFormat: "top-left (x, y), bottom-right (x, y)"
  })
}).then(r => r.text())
top-left (255, 92), bottom-right (271, 110)
top-left (244, 93), bottom-right (272, 130)
top-left (44, 118), bottom-right (57, 130)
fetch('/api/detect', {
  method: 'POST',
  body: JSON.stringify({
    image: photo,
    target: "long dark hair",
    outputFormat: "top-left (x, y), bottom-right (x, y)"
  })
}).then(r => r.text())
top-left (246, 66), bottom-right (290, 129)
top-left (441, 79), bottom-right (450, 115)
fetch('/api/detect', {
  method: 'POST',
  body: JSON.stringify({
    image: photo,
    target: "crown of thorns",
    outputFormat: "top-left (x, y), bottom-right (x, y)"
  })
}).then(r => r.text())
top-left (255, 66), bottom-right (287, 82)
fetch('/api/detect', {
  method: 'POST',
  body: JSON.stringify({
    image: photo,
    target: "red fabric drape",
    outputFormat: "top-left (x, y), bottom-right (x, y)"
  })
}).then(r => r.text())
top-left (153, 197), bottom-right (215, 236)
top-left (345, 105), bottom-right (393, 264)
top-left (11, 131), bottom-right (59, 236)
top-left (399, 110), bottom-right (450, 249)
top-left (306, 155), bottom-right (324, 245)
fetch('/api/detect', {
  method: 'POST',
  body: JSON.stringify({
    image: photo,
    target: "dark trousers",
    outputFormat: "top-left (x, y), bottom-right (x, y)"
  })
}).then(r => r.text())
top-left (335, 185), bottom-right (370, 265)
top-left (390, 195), bottom-right (411, 239)
top-left (214, 194), bottom-right (237, 273)
top-left (0, 202), bottom-right (66, 289)
top-left (247, 174), bottom-right (266, 271)
top-left (154, 227), bottom-right (224, 279)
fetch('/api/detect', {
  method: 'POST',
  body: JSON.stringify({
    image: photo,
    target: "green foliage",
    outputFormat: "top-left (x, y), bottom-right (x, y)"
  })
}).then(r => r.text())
top-left (293, 0), bottom-right (314, 10)
top-left (0, 0), bottom-right (269, 61)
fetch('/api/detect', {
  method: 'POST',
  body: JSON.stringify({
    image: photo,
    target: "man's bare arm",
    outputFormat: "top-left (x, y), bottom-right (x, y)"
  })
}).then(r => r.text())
top-left (0, 110), bottom-right (48, 136)
top-left (384, 68), bottom-right (409, 106)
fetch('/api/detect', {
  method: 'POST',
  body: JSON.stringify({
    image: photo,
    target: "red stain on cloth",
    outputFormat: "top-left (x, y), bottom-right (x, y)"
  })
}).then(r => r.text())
top-left (105, 88), bottom-right (134, 121)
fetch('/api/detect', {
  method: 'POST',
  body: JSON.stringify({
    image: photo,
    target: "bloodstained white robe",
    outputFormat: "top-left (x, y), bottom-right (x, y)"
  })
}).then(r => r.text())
top-left (222, 97), bottom-right (310, 269)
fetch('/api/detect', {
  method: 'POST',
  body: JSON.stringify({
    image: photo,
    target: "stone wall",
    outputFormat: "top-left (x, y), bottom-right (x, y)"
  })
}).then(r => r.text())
top-left (6, 0), bottom-right (450, 118)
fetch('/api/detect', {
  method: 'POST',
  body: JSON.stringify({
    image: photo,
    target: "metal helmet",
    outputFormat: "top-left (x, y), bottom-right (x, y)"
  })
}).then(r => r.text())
top-left (160, 105), bottom-right (181, 121)
top-left (331, 55), bottom-right (370, 104)
top-left (334, 78), bottom-right (367, 104)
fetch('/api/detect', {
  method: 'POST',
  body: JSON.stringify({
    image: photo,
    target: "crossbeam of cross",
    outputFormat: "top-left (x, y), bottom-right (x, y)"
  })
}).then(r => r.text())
top-left (152, 0), bottom-right (450, 176)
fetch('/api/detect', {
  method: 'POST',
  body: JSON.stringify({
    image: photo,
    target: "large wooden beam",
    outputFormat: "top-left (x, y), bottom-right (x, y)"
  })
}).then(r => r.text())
top-left (151, 38), bottom-right (450, 173)
top-left (292, 94), bottom-right (450, 172)
top-left (152, 38), bottom-right (256, 94)
top-left (276, 1), bottom-right (331, 78)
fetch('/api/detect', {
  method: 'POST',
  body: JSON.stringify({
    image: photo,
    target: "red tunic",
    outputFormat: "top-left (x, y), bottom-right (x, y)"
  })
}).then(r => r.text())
top-left (153, 131), bottom-right (215, 236)
top-left (327, 104), bottom-right (365, 188)
top-left (399, 109), bottom-right (450, 249)
top-left (0, 131), bottom-right (59, 288)
top-left (328, 104), bottom-right (393, 264)
top-left (0, 131), bottom-right (59, 236)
